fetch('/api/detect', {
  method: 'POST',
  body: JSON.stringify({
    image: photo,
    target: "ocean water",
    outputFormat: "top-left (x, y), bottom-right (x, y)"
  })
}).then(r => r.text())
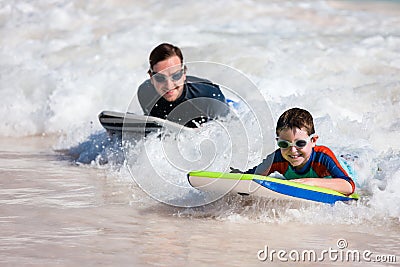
top-left (1, 0), bottom-right (399, 266)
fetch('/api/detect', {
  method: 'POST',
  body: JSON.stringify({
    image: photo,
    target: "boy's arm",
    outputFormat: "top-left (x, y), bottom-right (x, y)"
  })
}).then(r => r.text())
top-left (291, 178), bottom-right (354, 195)
top-left (243, 152), bottom-right (276, 174)
top-left (310, 146), bottom-right (356, 195)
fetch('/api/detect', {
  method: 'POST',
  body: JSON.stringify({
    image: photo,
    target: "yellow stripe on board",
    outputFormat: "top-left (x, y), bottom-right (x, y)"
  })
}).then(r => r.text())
top-left (188, 171), bottom-right (359, 200)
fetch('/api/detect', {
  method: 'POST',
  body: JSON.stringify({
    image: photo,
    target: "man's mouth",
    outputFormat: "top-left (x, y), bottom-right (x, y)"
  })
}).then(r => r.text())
top-left (163, 88), bottom-right (177, 95)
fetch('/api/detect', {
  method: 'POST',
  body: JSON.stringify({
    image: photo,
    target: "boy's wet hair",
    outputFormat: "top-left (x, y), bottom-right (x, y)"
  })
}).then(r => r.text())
top-left (148, 43), bottom-right (184, 74)
top-left (276, 107), bottom-right (315, 136)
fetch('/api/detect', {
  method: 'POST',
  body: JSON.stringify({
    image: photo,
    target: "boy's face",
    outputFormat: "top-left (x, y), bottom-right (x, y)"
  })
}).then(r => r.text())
top-left (277, 127), bottom-right (318, 169)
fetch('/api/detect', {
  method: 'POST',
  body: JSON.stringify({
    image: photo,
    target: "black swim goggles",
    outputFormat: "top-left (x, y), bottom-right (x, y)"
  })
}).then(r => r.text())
top-left (276, 134), bottom-right (315, 149)
top-left (150, 66), bottom-right (185, 83)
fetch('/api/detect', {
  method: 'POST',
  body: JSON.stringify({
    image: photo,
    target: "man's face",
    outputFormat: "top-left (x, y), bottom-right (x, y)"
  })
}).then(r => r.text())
top-left (150, 55), bottom-right (186, 102)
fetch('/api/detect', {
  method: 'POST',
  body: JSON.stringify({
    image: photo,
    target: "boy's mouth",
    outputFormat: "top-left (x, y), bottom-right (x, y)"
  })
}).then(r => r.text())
top-left (288, 153), bottom-right (304, 160)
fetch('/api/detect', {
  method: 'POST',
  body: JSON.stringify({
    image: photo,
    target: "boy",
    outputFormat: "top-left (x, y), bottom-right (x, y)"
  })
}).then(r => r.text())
top-left (240, 107), bottom-right (355, 195)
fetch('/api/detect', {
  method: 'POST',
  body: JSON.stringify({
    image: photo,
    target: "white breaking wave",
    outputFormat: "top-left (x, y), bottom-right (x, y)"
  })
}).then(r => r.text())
top-left (1, 0), bottom-right (400, 222)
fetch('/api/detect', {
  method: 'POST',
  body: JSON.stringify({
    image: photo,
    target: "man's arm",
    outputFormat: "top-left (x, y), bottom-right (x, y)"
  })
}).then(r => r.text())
top-left (137, 79), bottom-right (159, 116)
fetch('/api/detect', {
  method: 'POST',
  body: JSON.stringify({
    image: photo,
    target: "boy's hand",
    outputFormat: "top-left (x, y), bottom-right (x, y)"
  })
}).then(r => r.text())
top-left (229, 167), bottom-right (243, 173)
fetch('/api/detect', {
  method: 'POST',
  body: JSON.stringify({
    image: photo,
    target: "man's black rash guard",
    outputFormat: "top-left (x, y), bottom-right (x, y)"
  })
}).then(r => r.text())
top-left (137, 75), bottom-right (229, 128)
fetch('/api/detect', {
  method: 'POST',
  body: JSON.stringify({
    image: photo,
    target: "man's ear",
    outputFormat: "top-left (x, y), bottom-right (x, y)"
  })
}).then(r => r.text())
top-left (148, 69), bottom-right (153, 78)
top-left (149, 72), bottom-right (154, 86)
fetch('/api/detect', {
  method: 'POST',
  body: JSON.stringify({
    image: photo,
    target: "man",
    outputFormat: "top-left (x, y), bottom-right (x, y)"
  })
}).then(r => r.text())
top-left (137, 43), bottom-right (229, 128)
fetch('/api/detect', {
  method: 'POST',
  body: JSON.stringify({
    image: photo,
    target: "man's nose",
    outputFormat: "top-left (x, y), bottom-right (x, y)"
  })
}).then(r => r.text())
top-left (165, 78), bottom-right (175, 89)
